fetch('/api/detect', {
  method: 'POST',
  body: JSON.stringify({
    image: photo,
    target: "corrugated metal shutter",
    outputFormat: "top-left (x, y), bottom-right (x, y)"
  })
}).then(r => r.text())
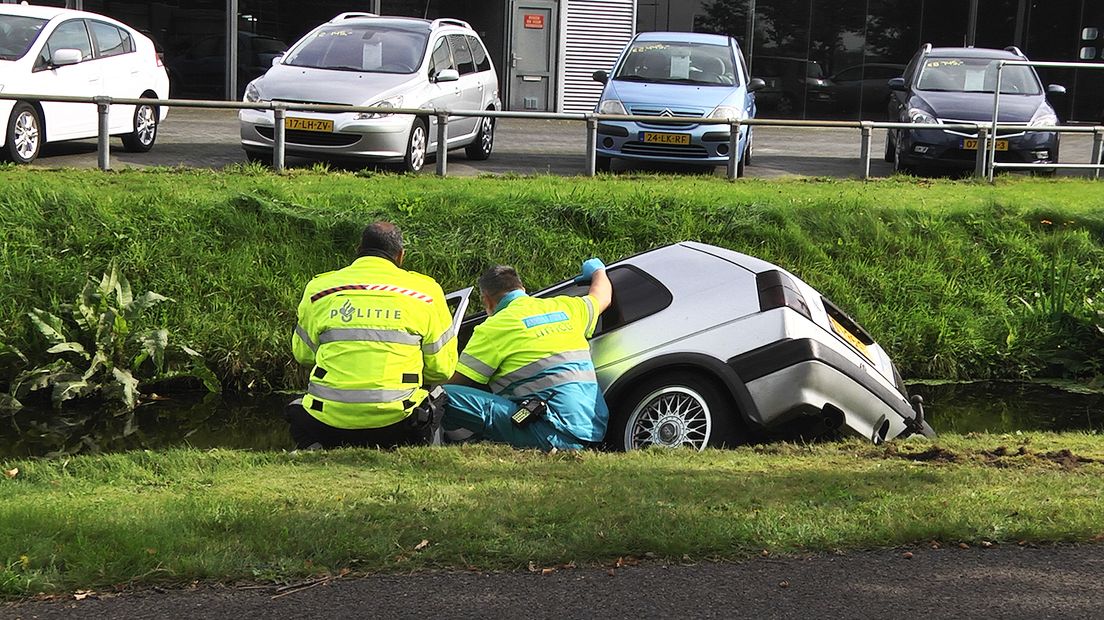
top-left (562, 0), bottom-right (635, 114)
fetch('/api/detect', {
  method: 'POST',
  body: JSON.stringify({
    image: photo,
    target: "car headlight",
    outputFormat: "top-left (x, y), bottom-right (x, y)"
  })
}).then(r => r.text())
top-left (1029, 107), bottom-right (1058, 127)
top-left (597, 99), bottom-right (627, 115)
top-left (244, 82), bottom-right (263, 103)
top-left (357, 95), bottom-right (403, 120)
top-left (908, 108), bottom-right (937, 124)
top-left (708, 105), bottom-right (742, 121)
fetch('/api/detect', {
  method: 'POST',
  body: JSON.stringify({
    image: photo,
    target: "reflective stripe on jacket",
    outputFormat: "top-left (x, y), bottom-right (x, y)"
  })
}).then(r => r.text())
top-left (455, 292), bottom-right (608, 443)
top-left (292, 256), bottom-right (458, 429)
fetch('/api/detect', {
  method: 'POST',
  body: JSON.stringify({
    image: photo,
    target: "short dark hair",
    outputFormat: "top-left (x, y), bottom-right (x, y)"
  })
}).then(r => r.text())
top-left (357, 221), bottom-right (404, 261)
top-left (478, 265), bottom-right (524, 299)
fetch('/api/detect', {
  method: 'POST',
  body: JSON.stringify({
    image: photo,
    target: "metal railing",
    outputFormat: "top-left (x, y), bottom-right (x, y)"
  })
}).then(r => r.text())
top-left (988, 60), bottom-right (1104, 181)
top-left (2, 92), bottom-right (1102, 181)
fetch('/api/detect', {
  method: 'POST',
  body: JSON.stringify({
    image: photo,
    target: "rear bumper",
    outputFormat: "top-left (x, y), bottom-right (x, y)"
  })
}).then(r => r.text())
top-left (729, 338), bottom-right (934, 442)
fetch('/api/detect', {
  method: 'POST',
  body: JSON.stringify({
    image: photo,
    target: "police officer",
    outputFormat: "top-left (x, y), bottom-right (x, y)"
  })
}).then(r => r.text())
top-left (442, 259), bottom-right (612, 450)
top-left (286, 221), bottom-right (457, 449)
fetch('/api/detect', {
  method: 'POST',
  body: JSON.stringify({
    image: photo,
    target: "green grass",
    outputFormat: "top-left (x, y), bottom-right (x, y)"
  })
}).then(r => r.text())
top-left (2, 168), bottom-right (1103, 391)
top-left (1, 434), bottom-right (1102, 597)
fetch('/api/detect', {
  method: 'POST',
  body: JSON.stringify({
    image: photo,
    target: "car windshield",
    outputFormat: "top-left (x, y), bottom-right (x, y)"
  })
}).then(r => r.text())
top-left (0, 15), bottom-right (47, 61)
top-left (615, 41), bottom-right (737, 86)
top-left (916, 57), bottom-right (1042, 94)
top-left (283, 23), bottom-right (428, 74)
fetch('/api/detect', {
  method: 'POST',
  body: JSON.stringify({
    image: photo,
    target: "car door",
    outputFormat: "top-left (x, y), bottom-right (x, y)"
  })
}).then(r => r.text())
top-left (425, 35), bottom-right (462, 148)
top-left (444, 33), bottom-right (481, 139)
top-left (88, 20), bottom-right (138, 134)
top-left (30, 18), bottom-right (102, 139)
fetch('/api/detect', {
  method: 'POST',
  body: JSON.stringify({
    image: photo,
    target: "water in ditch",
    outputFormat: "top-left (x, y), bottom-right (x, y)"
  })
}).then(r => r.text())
top-left (0, 382), bottom-right (1100, 458)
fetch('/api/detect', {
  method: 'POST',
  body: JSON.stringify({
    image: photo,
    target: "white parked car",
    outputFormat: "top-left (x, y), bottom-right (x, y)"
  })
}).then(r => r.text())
top-left (240, 13), bottom-right (500, 172)
top-left (0, 3), bottom-right (169, 164)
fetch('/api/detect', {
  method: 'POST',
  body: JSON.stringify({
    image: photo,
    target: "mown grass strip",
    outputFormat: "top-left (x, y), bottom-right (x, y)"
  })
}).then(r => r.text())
top-left (2, 168), bottom-right (1103, 389)
top-left (1, 433), bottom-right (1102, 598)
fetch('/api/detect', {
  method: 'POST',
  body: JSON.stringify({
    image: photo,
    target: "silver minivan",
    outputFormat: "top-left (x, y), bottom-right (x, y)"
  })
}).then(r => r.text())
top-left (240, 13), bottom-right (500, 172)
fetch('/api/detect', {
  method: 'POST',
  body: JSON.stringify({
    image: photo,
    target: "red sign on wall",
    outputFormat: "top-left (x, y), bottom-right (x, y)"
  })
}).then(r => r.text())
top-left (524, 14), bottom-right (545, 29)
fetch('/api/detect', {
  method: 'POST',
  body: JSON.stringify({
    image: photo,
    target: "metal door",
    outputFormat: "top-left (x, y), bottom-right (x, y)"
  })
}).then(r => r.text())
top-left (507, 0), bottom-right (557, 111)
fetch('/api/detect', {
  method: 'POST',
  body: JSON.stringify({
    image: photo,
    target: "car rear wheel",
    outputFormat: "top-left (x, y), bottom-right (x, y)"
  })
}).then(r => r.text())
top-left (403, 118), bottom-right (427, 173)
top-left (121, 100), bottom-right (159, 152)
top-left (465, 114), bottom-right (494, 160)
top-left (609, 371), bottom-right (743, 451)
top-left (4, 103), bottom-right (42, 164)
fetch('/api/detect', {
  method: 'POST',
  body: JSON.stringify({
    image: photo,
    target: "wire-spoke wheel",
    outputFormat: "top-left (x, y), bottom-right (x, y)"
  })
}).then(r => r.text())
top-left (465, 113), bottom-right (494, 160)
top-left (610, 371), bottom-right (742, 451)
top-left (403, 118), bottom-right (427, 173)
top-left (5, 103), bottom-right (42, 164)
top-left (122, 101), bottom-right (158, 152)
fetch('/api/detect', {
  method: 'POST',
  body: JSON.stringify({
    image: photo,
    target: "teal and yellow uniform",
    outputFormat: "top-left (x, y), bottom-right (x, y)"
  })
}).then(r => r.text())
top-left (293, 256), bottom-right (457, 429)
top-left (444, 290), bottom-right (608, 449)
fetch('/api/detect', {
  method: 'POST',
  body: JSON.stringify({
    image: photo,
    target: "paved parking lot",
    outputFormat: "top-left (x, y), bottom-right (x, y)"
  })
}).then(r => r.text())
top-left (26, 107), bottom-right (1099, 178)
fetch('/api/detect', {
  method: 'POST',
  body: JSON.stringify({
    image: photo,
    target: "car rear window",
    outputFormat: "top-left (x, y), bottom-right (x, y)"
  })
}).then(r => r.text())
top-left (0, 15), bottom-right (47, 61)
top-left (540, 265), bottom-right (673, 337)
top-left (284, 23), bottom-right (428, 74)
top-left (616, 40), bottom-right (737, 86)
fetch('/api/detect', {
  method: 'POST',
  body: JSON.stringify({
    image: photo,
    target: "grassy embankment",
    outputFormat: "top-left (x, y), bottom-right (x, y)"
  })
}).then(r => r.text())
top-left (2, 168), bottom-right (1104, 598)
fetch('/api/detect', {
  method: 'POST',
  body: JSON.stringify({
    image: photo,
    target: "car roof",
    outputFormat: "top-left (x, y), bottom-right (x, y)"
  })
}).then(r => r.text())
top-left (635, 31), bottom-right (733, 45)
top-left (0, 4), bottom-right (77, 19)
top-left (927, 47), bottom-right (1024, 60)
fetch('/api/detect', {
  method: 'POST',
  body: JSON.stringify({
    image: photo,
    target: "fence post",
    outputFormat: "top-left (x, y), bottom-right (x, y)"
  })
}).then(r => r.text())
top-left (95, 97), bottom-right (111, 171)
top-left (585, 114), bottom-right (597, 177)
top-left (435, 111), bottom-right (449, 176)
top-left (726, 121), bottom-right (740, 180)
top-left (859, 121), bottom-right (872, 180)
top-left (272, 104), bottom-right (286, 173)
top-left (1093, 126), bottom-right (1103, 180)
top-left (974, 125), bottom-right (988, 179)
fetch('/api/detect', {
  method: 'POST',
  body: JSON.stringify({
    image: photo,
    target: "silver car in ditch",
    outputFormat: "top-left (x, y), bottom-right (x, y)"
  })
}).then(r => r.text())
top-left (240, 13), bottom-right (500, 172)
top-left (457, 242), bottom-right (934, 450)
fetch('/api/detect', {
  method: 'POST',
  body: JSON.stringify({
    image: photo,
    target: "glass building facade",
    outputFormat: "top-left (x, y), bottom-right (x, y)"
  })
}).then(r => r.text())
top-left (641, 0), bottom-right (1104, 122)
top-left (7, 1), bottom-right (1102, 121)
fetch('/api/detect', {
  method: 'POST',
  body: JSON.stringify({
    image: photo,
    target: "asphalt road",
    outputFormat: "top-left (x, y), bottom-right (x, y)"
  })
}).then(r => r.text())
top-left (26, 108), bottom-right (1100, 178)
top-left (7, 545), bottom-right (1104, 619)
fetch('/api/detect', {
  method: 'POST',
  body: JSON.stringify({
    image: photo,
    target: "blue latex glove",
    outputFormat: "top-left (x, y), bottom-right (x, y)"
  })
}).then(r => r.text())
top-left (573, 258), bottom-right (606, 284)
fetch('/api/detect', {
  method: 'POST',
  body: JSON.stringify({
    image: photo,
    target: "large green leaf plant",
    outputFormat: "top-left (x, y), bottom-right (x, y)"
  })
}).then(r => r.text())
top-left (4, 264), bottom-right (220, 413)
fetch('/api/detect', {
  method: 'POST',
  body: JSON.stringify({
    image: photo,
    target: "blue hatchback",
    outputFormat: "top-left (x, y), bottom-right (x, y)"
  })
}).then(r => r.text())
top-left (592, 31), bottom-right (763, 174)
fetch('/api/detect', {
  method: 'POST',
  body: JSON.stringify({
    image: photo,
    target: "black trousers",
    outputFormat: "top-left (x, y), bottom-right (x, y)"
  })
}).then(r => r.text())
top-left (284, 401), bottom-right (435, 449)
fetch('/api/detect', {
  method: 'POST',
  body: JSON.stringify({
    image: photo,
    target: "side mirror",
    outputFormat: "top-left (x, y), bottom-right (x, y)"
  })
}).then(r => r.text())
top-left (1047, 84), bottom-right (1067, 95)
top-left (51, 48), bottom-right (83, 67)
top-left (887, 77), bottom-right (907, 92)
top-left (434, 68), bottom-right (459, 83)
top-left (592, 70), bottom-right (608, 84)
top-left (747, 77), bottom-right (766, 92)
top-left (271, 53), bottom-right (285, 67)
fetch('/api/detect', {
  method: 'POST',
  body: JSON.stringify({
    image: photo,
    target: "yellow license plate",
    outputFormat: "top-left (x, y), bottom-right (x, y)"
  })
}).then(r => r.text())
top-left (963, 138), bottom-right (1008, 151)
top-left (642, 132), bottom-right (691, 145)
top-left (829, 316), bottom-right (872, 361)
top-left (285, 117), bottom-right (334, 132)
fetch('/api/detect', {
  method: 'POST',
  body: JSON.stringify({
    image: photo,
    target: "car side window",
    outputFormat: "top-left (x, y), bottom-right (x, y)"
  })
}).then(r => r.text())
top-left (90, 21), bottom-right (130, 58)
top-left (35, 19), bottom-right (94, 71)
top-left (469, 35), bottom-right (491, 72)
top-left (429, 36), bottom-right (453, 78)
top-left (447, 34), bottom-right (476, 75)
top-left (540, 265), bottom-right (674, 337)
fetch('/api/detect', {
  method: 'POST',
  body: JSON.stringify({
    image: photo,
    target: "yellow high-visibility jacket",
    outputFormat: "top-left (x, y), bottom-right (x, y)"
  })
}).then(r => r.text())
top-left (292, 256), bottom-right (458, 429)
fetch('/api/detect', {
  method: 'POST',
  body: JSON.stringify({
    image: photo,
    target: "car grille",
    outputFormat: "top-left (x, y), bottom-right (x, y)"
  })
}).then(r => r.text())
top-left (939, 118), bottom-right (1027, 139)
top-left (628, 106), bottom-right (704, 129)
top-left (621, 141), bottom-right (710, 158)
top-left (256, 127), bottom-right (362, 147)
top-left (271, 98), bottom-right (349, 107)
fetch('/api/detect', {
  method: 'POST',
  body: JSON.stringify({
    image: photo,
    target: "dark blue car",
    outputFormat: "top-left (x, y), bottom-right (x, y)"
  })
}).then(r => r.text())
top-left (885, 45), bottom-right (1066, 175)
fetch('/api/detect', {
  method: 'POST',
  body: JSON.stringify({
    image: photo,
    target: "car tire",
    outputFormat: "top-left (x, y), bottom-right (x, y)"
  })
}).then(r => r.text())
top-left (595, 155), bottom-right (612, 172)
top-left (403, 117), bottom-right (428, 173)
top-left (4, 102), bottom-right (42, 164)
top-left (892, 139), bottom-right (913, 175)
top-left (776, 93), bottom-right (795, 116)
top-left (608, 371), bottom-right (744, 451)
top-left (243, 149), bottom-right (270, 165)
top-left (121, 100), bottom-right (159, 153)
top-left (464, 113), bottom-right (494, 160)
top-left (883, 132), bottom-right (895, 163)
top-left (743, 129), bottom-right (753, 166)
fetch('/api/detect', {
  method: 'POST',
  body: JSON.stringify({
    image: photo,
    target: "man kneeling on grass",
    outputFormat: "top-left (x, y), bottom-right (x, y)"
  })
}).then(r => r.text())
top-left (443, 260), bottom-right (612, 451)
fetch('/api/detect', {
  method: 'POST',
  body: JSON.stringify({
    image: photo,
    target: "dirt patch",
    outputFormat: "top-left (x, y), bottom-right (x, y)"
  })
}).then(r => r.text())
top-left (882, 444), bottom-right (1098, 469)
top-left (882, 444), bottom-right (962, 463)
